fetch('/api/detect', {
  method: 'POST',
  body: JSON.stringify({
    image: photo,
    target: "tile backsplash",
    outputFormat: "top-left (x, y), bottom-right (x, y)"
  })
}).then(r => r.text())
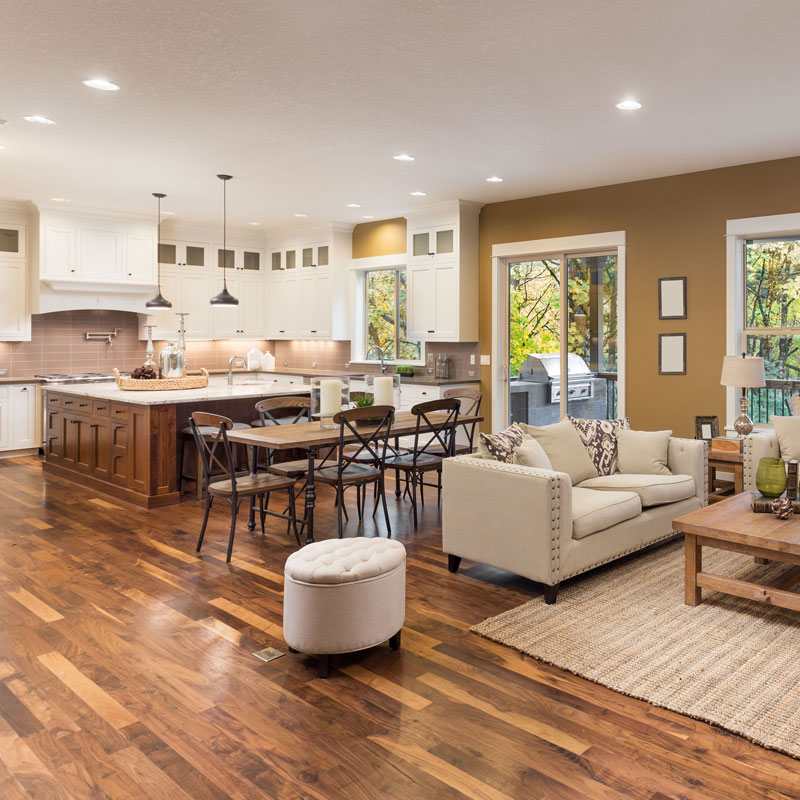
top-left (0, 310), bottom-right (480, 380)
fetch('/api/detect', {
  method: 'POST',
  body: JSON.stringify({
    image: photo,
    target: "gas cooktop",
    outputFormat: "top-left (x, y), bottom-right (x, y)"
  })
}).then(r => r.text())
top-left (34, 372), bottom-right (125, 384)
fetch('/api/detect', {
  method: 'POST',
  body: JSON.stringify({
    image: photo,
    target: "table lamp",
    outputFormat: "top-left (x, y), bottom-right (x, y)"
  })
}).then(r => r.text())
top-left (720, 353), bottom-right (766, 436)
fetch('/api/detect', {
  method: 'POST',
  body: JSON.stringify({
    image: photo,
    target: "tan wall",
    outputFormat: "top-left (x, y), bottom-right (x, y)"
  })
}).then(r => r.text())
top-left (479, 155), bottom-right (800, 437)
top-left (352, 217), bottom-right (407, 258)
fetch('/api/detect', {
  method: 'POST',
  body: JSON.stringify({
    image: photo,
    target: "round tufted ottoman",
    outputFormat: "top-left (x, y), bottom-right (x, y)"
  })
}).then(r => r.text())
top-left (283, 537), bottom-right (406, 677)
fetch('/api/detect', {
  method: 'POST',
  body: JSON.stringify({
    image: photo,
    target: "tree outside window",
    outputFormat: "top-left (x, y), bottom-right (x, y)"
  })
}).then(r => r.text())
top-left (365, 269), bottom-right (421, 361)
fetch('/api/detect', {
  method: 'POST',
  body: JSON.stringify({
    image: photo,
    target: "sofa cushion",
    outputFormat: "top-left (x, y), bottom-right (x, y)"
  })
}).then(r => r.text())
top-left (568, 415), bottom-right (630, 476)
top-left (770, 415), bottom-right (800, 461)
top-left (571, 487), bottom-right (642, 540)
top-left (521, 420), bottom-right (598, 484)
top-left (615, 428), bottom-right (673, 475)
top-left (577, 473), bottom-right (696, 507)
top-left (513, 437), bottom-right (553, 469)
top-left (478, 423), bottom-right (525, 463)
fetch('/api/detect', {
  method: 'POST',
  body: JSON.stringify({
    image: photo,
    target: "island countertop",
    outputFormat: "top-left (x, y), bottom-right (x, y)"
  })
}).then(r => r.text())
top-left (44, 378), bottom-right (309, 406)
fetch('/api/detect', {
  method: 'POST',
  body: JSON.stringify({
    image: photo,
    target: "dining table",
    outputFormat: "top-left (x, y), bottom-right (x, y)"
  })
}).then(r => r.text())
top-left (226, 411), bottom-right (483, 543)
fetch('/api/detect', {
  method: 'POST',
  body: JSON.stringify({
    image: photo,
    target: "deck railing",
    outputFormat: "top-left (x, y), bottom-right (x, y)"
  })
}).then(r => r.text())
top-left (747, 380), bottom-right (800, 423)
top-left (597, 372), bottom-right (618, 419)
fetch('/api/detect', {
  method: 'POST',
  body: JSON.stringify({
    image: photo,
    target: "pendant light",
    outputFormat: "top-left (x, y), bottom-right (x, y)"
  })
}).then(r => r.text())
top-left (210, 173), bottom-right (239, 306)
top-left (145, 192), bottom-right (172, 309)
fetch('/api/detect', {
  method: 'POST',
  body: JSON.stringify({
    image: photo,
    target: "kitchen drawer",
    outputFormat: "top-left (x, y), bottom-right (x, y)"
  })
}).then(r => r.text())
top-left (111, 422), bottom-right (129, 449)
top-left (92, 400), bottom-right (111, 417)
top-left (60, 396), bottom-right (90, 415)
top-left (46, 393), bottom-right (61, 409)
top-left (110, 403), bottom-right (131, 422)
top-left (401, 385), bottom-right (437, 402)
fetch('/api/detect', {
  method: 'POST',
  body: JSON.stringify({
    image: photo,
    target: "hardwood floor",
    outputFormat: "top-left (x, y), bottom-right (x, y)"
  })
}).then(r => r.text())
top-left (0, 455), bottom-right (799, 799)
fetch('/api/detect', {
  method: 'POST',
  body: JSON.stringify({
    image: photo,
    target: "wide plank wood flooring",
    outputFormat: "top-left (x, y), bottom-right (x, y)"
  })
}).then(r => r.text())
top-left (1, 455), bottom-right (799, 799)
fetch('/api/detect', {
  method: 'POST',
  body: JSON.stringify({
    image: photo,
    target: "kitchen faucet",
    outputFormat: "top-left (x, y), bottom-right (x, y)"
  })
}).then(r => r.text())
top-left (228, 355), bottom-right (247, 386)
top-left (366, 345), bottom-right (387, 374)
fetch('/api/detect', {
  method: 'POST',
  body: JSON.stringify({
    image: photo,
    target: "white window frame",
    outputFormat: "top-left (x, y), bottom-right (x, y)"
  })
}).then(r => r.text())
top-left (349, 253), bottom-right (425, 366)
top-left (491, 231), bottom-right (626, 432)
top-left (725, 211), bottom-right (800, 428)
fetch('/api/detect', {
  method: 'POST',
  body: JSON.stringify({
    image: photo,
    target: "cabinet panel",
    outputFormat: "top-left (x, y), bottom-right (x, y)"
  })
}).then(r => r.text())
top-left (125, 233), bottom-right (155, 282)
top-left (0, 400), bottom-right (8, 450)
top-left (0, 224), bottom-right (25, 259)
top-left (266, 277), bottom-right (298, 338)
top-left (408, 265), bottom-right (436, 340)
top-left (210, 277), bottom-right (240, 338)
top-left (46, 409), bottom-right (62, 462)
top-left (180, 273), bottom-right (213, 339)
top-left (10, 385), bottom-right (35, 449)
top-left (91, 418), bottom-right (112, 481)
top-left (239, 276), bottom-right (265, 338)
top-left (0, 260), bottom-right (29, 340)
top-left (242, 249), bottom-right (262, 272)
top-left (80, 229), bottom-right (123, 280)
top-left (44, 225), bottom-right (76, 277)
top-left (433, 263), bottom-right (458, 339)
top-left (130, 409), bottom-right (150, 493)
top-left (314, 275), bottom-right (332, 337)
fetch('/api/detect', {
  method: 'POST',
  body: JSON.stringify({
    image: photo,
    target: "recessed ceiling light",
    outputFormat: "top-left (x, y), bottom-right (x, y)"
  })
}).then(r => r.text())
top-left (615, 99), bottom-right (642, 110)
top-left (23, 115), bottom-right (56, 125)
top-left (393, 154), bottom-right (415, 162)
top-left (83, 78), bottom-right (120, 91)
top-left (50, 197), bottom-right (68, 202)
top-left (0, 145), bottom-right (5, 150)
top-left (160, 210), bottom-right (175, 215)
top-left (294, 212), bottom-right (308, 218)
top-left (248, 221), bottom-right (261, 226)
top-left (486, 176), bottom-right (504, 183)
top-left (362, 215), bottom-right (376, 220)
top-left (346, 203), bottom-right (362, 208)
top-left (409, 191), bottom-right (426, 197)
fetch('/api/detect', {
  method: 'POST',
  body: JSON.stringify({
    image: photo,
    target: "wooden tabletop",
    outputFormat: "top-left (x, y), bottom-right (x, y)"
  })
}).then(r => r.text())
top-left (707, 450), bottom-right (744, 464)
top-left (673, 491), bottom-right (800, 554)
top-left (226, 412), bottom-right (483, 451)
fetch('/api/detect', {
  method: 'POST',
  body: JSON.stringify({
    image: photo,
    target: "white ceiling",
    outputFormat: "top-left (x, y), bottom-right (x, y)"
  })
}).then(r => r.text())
top-left (2, 0), bottom-right (800, 230)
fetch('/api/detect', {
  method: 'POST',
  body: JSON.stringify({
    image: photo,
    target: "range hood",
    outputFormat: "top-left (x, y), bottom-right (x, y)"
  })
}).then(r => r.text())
top-left (34, 280), bottom-right (157, 314)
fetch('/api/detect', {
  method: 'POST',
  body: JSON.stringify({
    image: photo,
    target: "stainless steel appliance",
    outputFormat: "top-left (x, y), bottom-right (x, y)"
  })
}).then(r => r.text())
top-left (510, 353), bottom-right (608, 425)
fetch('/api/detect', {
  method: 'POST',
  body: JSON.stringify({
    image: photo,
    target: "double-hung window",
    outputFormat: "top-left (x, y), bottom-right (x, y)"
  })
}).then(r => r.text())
top-left (743, 236), bottom-right (800, 420)
top-left (363, 268), bottom-right (421, 362)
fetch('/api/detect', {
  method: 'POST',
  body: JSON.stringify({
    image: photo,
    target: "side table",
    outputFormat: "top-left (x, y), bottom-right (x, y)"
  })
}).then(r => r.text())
top-left (707, 450), bottom-right (744, 503)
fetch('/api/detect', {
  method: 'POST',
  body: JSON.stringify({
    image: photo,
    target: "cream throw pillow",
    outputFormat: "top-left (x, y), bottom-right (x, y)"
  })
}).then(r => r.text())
top-left (520, 420), bottom-right (598, 484)
top-left (615, 428), bottom-right (672, 475)
top-left (770, 415), bottom-right (800, 461)
top-left (513, 437), bottom-right (553, 470)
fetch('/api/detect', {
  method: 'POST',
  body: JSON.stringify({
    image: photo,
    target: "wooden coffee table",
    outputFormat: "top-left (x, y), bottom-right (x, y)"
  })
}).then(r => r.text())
top-left (674, 491), bottom-right (800, 611)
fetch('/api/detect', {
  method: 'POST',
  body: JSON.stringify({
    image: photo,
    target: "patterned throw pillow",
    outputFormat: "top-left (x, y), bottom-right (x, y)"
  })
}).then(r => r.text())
top-left (478, 424), bottom-right (526, 464)
top-left (567, 416), bottom-right (630, 476)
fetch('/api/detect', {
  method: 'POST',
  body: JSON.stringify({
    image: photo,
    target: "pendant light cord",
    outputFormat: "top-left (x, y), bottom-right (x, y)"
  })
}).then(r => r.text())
top-left (156, 194), bottom-right (162, 292)
top-left (222, 178), bottom-right (228, 289)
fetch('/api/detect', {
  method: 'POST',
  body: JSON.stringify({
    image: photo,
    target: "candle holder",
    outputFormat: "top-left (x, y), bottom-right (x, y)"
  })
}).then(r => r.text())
top-left (311, 376), bottom-right (350, 429)
top-left (366, 373), bottom-right (401, 408)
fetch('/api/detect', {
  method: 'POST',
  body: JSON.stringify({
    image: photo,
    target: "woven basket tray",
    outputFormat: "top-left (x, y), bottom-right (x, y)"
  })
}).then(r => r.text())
top-left (113, 367), bottom-right (209, 391)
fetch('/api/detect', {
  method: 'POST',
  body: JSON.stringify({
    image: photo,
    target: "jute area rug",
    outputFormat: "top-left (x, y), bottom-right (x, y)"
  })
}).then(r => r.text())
top-left (472, 540), bottom-right (800, 758)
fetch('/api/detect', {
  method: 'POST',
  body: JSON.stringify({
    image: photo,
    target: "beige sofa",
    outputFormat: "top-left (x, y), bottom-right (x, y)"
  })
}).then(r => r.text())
top-left (742, 430), bottom-right (780, 490)
top-left (442, 437), bottom-right (707, 602)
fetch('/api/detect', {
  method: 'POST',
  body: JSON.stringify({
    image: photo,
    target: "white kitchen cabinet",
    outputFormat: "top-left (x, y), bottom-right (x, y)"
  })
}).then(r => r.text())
top-left (405, 201), bottom-right (480, 342)
top-left (301, 242), bottom-right (330, 269)
top-left (181, 272), bottom-right (213, 338)
top-left (269, 247), bottom-right (299, 272)
top-left (125, 233), bottom-right (156, 282)
top-left (214, 245), bottom-right (264, 273)
top-left (79, 229), bottom-right (123, 280)
top-left (298, 274), bottom-right (332, 338)
top-left (159, 240), bottom-right (210, 272)
top-left (43, 225), bottom-right (77, 278)
top-left (145, 270), bottom-right (181, 340)
top-left (0, 260), bottom-right (30, 341)
top-left (211, 275), bottom-right (265, 339)
top-left (0, 384), bottom-right (36, 453)
top-left (266, 275), bottom-right (299, 339)
top-left (0, 224), bottom-right (26, 260)
top-left (9, 385), bottom-right (35, 449)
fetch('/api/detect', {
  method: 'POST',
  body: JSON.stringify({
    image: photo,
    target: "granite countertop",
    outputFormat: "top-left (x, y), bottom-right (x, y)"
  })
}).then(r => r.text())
top-left (0, 376), bottom-right (42, 385)
top-left (207, 367), bottom-right (478, 386)
top-left (47, 378), bottom-right (309, 407)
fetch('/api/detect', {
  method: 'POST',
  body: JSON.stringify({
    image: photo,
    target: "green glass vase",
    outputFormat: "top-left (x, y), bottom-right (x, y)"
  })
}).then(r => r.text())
top-left (756, 457), bottom-right (787, 498)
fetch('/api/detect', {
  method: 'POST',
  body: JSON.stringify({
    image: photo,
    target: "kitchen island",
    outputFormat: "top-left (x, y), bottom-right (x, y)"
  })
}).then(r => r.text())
top-left (42, 377), bottom-right (309, 508)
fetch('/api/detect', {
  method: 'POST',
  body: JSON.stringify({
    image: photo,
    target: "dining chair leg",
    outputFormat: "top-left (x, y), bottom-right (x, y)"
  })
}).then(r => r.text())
top-left (356, 485), bottom-right (363, 521)
top-left (419, 471), bottom-right (425, 507)
top-left (395, 468), bottom-right (402, 498)
top-left (288, 487), bottom-right (300, 545)
top-left (380, 476), bottom-right (392, 537)
top-left (337, 486), bottom-right (344, 539)
top-left (411, 474), bottom-right (419, 528)
top-left (226, 497), bottom-right (239, 563)
top-left (195, 448), bottom-right (203, 501)
top-left (196, 494), bottom-right (213, 552)
top-left (259, 493), bottom-right (266, 535)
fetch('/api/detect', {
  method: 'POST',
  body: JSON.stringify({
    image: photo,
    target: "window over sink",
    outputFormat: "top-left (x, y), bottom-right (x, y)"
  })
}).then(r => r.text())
top-left (362, 268), bottom-right (421, 363)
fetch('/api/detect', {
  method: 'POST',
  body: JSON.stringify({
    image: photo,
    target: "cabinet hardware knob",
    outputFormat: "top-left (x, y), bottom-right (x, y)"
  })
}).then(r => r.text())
top-left (64, 401), bottom-right (73, 405)
top-left (427, 330), bottom-right (435, 333)
top-left (96, 406), bottom-right (106, 410)
top-left (114, 425), bottom-right (124, 431)
top-left (428, 252), bottom-right (435, 256)
top-left (20, 388), bottom-right (27, 392)
top-left (90, 424), bottom-right (98, 429)
top-left (114, 454), bottom-right (123, 460)
top-left (70, 269), bottom-right (75, 272)
top-left (310, 330), bottom-right (317, 333)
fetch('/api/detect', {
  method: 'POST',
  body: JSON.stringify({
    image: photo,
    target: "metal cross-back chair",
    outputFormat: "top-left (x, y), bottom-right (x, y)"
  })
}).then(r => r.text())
top-left (385, 398), bottom-right (460, 528)
top-left (191, 412), bottom-right (300, 562)
top-left (251, 395), bottom-right (312, 428)
top-left (313, 405), bottom-right (395, 539)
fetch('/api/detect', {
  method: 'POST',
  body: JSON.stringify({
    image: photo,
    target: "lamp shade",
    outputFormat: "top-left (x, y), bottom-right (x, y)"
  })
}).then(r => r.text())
top-left (720, 355), bottom-right (766, 388)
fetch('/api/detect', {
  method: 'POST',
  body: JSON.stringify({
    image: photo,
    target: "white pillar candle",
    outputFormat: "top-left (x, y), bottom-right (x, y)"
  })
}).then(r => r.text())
top-left (319, 379), bottom-right (342, 416)
top-left (373, 376), bottom-right (394, 406)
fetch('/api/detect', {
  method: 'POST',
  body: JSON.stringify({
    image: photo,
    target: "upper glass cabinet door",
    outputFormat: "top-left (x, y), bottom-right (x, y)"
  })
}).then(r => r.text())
top-left (0, 224), bottom-right (25, 258)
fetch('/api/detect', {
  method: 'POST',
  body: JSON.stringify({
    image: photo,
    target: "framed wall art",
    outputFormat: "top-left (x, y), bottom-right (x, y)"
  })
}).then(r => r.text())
top-left (658, 277), bottom-right (687, 320)
top-left (694, 415), bottom-right (719, 441)
top-left (659, 333), bottom-right (686, 375)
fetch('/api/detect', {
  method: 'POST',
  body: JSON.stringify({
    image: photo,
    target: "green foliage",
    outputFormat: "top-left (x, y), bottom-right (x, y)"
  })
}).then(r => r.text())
top-left (352, 392), bottom-right (374, 408)
top-left (366, 269), bottom-right (421, 362)
top-left (508, 256), bottom-right (618, 377)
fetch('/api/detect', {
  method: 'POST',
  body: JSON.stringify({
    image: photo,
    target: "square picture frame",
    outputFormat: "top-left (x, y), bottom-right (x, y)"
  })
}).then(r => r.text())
top-left (694, 415), bottom-right (719, 441)
top-left (658, 277), bottom-right (687, 320)
top-left (659, 333), bottom-right (686, 375)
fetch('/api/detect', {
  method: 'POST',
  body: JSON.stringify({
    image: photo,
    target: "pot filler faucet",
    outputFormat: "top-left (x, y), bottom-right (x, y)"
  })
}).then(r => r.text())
top-left (228, 355), bottom-right (247, 386)
top-left (366, 345), bottom-right (387, 374)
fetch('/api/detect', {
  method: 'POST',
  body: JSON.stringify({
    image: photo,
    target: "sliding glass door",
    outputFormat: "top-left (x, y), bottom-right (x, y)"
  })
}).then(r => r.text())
top-left (507, 251), bottom-right (619, 427)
